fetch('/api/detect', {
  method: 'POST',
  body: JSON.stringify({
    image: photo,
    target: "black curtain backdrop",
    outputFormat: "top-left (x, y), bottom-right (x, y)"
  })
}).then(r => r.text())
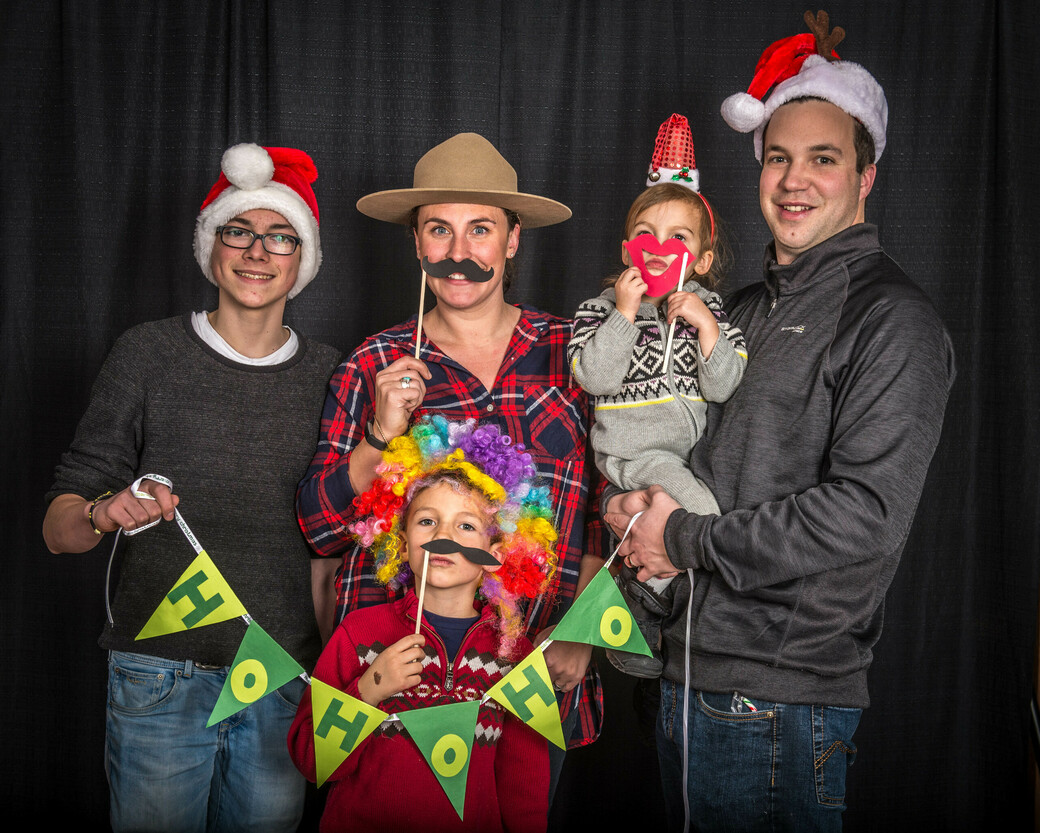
top-left (3, 1), bottom-right (1037, 829)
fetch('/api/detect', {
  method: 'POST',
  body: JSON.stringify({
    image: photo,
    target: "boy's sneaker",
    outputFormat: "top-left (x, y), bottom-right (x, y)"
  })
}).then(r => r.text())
top-left (606, 564), bottom-right (673, 679)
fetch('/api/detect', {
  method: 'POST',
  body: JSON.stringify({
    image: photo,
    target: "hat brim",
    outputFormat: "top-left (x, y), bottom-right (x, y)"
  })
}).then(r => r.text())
top-left (356, 188), bottom-right (572, 229)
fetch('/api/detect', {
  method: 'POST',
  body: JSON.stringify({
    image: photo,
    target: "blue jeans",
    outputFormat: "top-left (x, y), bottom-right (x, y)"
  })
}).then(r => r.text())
top-left (656, 681), bottom-right (861, 832)
top-left (106, 651), bottom-right (306, 833)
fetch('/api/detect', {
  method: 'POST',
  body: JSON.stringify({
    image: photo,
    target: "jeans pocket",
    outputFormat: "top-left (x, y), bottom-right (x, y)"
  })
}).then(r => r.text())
top-left (272, 676), bottom-right (306, 713)
top-left (812, 705), bottom-right (860, 807)
top-left (108, 652), bottom-right (179, 714)
top-left (691, 691), bottom-right (777, 822)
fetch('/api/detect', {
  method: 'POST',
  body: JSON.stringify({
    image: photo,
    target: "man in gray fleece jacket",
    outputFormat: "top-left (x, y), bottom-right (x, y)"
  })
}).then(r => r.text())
top-left (605, 17), bottom-right (955, 833)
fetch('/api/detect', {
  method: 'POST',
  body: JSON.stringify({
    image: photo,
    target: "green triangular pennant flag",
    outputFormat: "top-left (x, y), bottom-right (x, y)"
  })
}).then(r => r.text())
top-left (397, 700), bottom-right (479, 821)
top-left (549, 567), bottom-right (652, 657)
top-left (310, 678), bottom-right (387, 787)
top-left (486, 648), bottom-right (565, 749)
top-left (136, 550), bottom-right (247, 640)
top-left (206, 621), bottom-right (305, 726)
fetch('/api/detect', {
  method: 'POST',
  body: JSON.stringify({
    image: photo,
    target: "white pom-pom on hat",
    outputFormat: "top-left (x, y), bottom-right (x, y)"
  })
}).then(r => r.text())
top-left (720, 93), bottom-right (766, 134)
top-left (194, 144), bottom-right (322, 299)
top-left (221, 143), bottom-right (275, 191)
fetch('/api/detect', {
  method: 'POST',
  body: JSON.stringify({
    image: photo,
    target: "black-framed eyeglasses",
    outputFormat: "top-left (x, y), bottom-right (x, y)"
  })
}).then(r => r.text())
top-left (216, 225), bottom-right (301, 256)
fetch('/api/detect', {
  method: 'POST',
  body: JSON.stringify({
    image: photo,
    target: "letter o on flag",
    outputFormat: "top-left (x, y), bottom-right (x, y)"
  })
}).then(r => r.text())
top-left (431, 734), bottom-right (468, 778)
top-left (599, 605), bottom-right (632, 647)
top-left (230, 659), bottom-right (269, 703)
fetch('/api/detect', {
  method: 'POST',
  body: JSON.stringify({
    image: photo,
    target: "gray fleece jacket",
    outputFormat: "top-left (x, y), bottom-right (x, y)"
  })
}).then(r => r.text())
top-left (659, 224), bottom-right (955, 708)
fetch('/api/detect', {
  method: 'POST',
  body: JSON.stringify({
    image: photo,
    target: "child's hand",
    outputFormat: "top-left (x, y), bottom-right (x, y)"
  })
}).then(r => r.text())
top-left (357, 634), bottom-right (427, 705)
top-left (666, 291), bottom-right (720, 358)
top-left (614, 267), bottom-right (648, 322)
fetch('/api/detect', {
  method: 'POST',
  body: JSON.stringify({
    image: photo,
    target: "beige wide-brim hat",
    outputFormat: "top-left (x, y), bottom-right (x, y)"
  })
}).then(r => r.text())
top-left (356, 133), bottom-right (572, 228)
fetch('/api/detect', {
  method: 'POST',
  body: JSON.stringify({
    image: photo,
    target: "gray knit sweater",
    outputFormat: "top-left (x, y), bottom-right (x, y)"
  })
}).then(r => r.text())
top-left (46, 314), bottom-right (341, 669)
top-left (568, 281), bottom-right (746, 509)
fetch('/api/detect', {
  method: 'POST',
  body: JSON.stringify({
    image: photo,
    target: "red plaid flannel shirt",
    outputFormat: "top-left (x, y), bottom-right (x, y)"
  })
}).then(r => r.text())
top-left (296, 306), bottom-right (608, 747)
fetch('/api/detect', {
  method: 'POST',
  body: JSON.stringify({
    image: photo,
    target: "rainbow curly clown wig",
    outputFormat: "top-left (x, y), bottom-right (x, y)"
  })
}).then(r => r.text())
top-left (349, 415), bottom-right (558, 658)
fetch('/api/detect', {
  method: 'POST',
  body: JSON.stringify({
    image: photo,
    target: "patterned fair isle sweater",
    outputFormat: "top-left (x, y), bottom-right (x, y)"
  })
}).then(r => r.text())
top-left (568, 280), bottom-right (747, 465)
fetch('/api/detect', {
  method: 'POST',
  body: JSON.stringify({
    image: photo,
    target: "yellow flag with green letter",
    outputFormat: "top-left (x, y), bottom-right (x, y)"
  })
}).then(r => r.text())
top-left (310, 678), bottom-right (387, 787)
top-left (486, 648), bottom-right (565, 749)
top-left (136, 551), bottom-right (247, 640)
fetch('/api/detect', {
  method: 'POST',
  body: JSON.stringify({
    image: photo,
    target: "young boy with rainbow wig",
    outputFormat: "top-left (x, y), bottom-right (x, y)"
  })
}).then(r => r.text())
top-left (289, 416), bottom-right (557, 832)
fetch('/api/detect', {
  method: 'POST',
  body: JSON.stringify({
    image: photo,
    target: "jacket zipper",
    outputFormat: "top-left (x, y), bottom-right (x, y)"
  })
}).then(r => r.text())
top-left (412, 613), bottom-right (487, 693)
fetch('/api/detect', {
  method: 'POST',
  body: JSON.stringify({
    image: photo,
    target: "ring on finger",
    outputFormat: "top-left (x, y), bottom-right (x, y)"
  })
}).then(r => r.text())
top-left (400, 376), bottom-right (411, 389)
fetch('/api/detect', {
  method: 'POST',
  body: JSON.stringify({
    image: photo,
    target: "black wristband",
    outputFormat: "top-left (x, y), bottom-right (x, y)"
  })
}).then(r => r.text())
top-left (364, 419), bottom-right (388, 451)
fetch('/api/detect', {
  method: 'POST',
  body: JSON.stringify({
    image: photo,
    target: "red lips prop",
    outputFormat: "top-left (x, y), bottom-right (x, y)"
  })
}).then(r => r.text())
top-left (622, 234), bottom-right (697, 296)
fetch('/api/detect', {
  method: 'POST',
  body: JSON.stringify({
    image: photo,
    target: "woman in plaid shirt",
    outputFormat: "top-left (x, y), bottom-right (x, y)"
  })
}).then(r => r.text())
top-left (295, 133), bottom-right (609, 799)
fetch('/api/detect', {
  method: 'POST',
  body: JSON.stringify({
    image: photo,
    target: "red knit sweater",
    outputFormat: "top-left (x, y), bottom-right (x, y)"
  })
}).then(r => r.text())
top-left (288, 591), bottom-right (549, 832)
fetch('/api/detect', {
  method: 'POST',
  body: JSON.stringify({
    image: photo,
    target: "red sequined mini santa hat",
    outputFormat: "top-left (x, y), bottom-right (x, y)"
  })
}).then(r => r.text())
top-left (193, 143), bottom-right (322, 299)
top-left (646, 114), bottom-right (701, 192)
top-left (645, 113), bottom-right (715, 240)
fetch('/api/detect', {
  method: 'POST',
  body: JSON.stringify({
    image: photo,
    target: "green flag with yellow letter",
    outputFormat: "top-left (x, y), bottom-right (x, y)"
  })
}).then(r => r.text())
top-left (397, 699), bottom-right (480, 821)
top-left (549, 566), bottom-right (652, 657)
top-left (206, 621), bottom-right (305, 726)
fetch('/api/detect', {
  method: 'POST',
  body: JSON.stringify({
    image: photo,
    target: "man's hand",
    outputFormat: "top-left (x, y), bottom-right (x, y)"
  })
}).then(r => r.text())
top-left (603, 488), bottom-right (652, 539)
top-left (91, 479), bottom-right (178, 534)
top-left (605, 485), bottom-right (682, 581)
top-left (538, 627), bottom-right (592, 693)
top-left (43, 479), bottom-right (179, 554)
top-left (357, 634), bottom-right (426, 706)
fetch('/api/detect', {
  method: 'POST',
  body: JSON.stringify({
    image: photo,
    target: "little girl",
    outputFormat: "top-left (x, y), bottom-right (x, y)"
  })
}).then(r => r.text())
top-left (568, 118), bottom-right (747, 675)
top-left (289, 415), bottom-right (558, 832)
top-left (569, 182), bottom-right (747, 517)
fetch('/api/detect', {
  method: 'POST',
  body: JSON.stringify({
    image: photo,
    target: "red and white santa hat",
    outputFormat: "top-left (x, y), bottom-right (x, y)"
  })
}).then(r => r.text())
top-left (194, 143), bottom-right (322, 299)
top-left (646, 114), bottom-right (701, 192)
top-left (720, 12), bottom-right (887, 163)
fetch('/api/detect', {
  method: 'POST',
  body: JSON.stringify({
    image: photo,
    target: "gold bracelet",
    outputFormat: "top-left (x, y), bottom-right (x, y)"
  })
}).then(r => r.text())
top-left (373, 417), bottom-right (390, 446)
top-left (88, 491), bottom-right (114, 535)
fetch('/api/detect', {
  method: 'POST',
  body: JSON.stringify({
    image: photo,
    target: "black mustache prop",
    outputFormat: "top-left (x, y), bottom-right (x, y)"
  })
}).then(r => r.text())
top-left (421, 537), bottom-right (499, 566)
top-left (421, 257), bottom-right (495, 283)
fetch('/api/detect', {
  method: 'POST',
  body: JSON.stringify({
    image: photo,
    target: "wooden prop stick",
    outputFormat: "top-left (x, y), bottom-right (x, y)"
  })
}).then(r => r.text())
top-left (415, 270), bottom-right (428, 359)
top-left (414, 548), bottom-right (430, 634)
top-left (662, 252), bottom-right (689, 371)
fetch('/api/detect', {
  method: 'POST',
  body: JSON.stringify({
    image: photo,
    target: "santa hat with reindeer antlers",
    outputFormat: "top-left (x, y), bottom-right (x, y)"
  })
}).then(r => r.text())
top-left (721, 10), bottom-right (888, 162)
